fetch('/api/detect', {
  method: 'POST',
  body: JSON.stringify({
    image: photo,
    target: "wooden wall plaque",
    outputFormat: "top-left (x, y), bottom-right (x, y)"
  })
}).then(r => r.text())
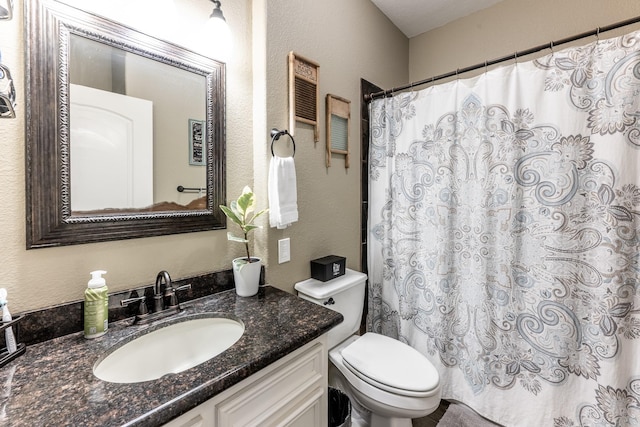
top-left (288, 52), bottom-right (319, 142)
top-left (326, 94), bottom-right (350, 168)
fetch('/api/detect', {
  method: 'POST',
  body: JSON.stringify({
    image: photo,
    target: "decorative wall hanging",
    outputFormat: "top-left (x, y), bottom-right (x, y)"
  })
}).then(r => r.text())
top-left (188, 119), bottom-right (205, 166)
top-left (0, 58), bottom-right (16, 118)
top-left (325, 94), bottom-right (350, 168)
top-left (0, 0), bottom-right (13, 20)
top-left (288, 52), bottom-right (319, 142)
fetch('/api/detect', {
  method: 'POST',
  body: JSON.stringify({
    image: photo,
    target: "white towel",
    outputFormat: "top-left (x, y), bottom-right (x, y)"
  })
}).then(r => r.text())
top-left (268, 156), bottom-right (298, 229)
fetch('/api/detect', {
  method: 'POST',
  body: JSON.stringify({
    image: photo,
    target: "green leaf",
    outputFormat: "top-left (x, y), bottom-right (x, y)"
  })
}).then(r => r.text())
top-left (219, 186), bottom-right (267, 259)
top-left (253, 208), bottom-right (268, 220)
top-left (244, 224), bottom-right (260, 233)
top-left (229, 200), bottom-right (243, 218)
top-left (236, 186), bottom-right (255, 216)
top-left (227, 232), bottom-right (248, 243)
top-left (220, 205), bottom-right (243, 226)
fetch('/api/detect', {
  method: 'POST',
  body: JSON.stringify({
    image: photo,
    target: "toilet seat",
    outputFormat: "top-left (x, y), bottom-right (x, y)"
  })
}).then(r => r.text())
top-left (340, 333), bottom-right (439, 398)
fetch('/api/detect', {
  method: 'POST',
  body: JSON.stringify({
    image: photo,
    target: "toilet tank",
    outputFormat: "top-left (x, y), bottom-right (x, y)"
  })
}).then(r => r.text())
top-left (294, 269), bottom-right (367, 349)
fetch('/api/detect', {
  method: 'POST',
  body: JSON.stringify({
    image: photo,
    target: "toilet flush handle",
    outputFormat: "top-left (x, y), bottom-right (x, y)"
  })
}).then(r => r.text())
top-left (324, 297), bottom-right (335, 306)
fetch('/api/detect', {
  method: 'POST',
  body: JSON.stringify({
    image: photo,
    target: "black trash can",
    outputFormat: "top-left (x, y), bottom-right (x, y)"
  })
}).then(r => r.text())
top-left (328, 386), bottom-right (351, 427)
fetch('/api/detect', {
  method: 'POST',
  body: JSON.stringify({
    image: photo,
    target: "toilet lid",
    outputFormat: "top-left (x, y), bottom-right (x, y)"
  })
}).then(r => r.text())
top-left (340, 333), bottom-right (439, 396)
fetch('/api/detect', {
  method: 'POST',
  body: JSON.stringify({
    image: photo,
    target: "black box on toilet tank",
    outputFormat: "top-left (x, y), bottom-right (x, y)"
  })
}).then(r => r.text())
top-left (310, 255), bottom-right (346, 282)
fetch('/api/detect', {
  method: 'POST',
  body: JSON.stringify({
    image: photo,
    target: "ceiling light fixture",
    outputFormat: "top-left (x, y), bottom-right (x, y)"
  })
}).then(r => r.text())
top-left (0, 0), bottom-right (14, 20)
top-left (209, 0), bottom-right (226, 23)
top-left (205, 0), bottom-right (231, 61)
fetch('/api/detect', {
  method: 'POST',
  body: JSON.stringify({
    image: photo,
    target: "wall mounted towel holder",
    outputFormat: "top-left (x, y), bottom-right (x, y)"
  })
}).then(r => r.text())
top-left (270, 128), bottom-right (296, 157)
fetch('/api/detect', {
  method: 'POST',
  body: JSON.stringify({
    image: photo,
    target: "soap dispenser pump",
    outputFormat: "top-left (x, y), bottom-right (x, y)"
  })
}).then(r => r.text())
top-left (84, 270), bottom-right (108, 339)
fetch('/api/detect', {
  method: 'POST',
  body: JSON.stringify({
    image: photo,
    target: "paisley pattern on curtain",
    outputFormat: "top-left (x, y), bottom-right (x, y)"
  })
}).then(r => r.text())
top-left (367, 30), bottom-right (640, 427)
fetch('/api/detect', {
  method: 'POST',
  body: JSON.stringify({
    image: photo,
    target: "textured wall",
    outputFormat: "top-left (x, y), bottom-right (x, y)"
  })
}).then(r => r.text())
top-left (0, 0), bottom-right (407, 312)
top-left (255, 0), bottom-right (409, 293)
top-left (0, 0), bottom-right (253, 312)
top-left (409, 0), bottom-right (640, 83)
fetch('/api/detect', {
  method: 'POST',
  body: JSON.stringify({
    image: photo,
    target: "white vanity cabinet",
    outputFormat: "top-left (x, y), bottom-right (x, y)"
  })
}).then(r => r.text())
top-left (163, 336), bottom-right (328, 427)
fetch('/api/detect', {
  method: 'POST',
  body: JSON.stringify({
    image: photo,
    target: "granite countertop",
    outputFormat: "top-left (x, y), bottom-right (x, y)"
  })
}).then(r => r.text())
top-left (0, 286), bottom-right (343, 426)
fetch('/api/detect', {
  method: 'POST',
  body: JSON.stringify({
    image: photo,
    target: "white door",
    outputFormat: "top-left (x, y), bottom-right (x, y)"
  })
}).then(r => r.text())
top-left (70, 84), bottom-right (153, 211)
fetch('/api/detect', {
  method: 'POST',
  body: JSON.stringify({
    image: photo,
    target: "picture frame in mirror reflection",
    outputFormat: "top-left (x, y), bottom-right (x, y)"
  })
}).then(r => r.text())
top-left (189, 119), bottom-right (206, 166)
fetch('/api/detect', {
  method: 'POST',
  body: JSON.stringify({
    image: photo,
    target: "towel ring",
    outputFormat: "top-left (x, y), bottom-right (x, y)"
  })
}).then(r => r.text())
top-left (270, 128), bottom-right (296, 157)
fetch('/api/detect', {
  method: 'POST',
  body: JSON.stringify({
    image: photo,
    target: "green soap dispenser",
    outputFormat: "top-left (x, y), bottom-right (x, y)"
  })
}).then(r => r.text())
top-left (84, 270), bottom-right (108, 339)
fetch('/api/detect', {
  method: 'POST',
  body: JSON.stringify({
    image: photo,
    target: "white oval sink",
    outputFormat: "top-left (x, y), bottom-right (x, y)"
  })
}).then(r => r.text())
top-left (93, 315), bottom-right (244, 383)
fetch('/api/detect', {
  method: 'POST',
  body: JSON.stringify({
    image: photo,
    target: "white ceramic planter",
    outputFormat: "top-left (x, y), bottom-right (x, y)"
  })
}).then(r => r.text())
top-left (232, 257), bottom-right (261, 297)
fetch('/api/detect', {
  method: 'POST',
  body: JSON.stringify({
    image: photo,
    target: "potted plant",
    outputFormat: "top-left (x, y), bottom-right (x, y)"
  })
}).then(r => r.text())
top-left (220, 186), bottom-right (268, 296)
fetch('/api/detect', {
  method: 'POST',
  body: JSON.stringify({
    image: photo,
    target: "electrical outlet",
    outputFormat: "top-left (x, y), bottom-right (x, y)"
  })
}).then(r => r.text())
top-left (278, 238), bottom-right (291, 264)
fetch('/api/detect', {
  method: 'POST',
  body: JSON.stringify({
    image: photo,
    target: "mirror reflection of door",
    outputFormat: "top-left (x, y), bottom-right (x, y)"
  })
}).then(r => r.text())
top-left (70, 84), bottom-right (153, 213)
top-left (69, 34), bottom-right (208, 214)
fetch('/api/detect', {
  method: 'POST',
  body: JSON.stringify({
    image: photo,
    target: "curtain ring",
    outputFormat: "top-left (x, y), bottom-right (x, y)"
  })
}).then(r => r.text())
top-left (514, 51), bottom-right (518, 65)
top-left (484, 60), bottom-right (488, 74)
top-left (596, 27), bottom-right (600, 42)
top-left (455, 68), bottom-right (459, 80)
top-left (549, 41), bottom-right (554, 54)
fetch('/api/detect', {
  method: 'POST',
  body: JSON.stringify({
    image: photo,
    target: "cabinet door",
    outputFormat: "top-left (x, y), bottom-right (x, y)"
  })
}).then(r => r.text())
top-left (162, 398), bottom-right (216, 427)
top-left (280, 386), bottom-right (325, 427)
top-left (214, 339), bottom-right (327, 426)
top-left (163, 336), bottom-right (328, 427)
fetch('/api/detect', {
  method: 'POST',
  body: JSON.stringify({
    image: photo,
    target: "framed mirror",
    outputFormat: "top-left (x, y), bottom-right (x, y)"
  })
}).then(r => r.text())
top-left (25, 0), bottom-right (226, 248)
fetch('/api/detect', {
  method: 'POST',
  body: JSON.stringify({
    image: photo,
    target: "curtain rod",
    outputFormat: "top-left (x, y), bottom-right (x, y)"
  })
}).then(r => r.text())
top-left (366, 15), bottom-right (640, 102)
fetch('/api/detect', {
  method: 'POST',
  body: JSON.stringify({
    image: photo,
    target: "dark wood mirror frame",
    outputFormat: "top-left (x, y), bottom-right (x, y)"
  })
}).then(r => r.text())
top-left (25, 0), bottom-right (226, 249)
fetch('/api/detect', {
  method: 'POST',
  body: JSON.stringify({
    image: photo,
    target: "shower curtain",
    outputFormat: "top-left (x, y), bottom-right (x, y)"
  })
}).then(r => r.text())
top-left (368, 30), bottom-right (640, 427)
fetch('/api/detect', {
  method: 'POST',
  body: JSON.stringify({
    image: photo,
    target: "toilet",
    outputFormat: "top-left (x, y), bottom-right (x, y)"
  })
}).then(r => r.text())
top-left (295, 269), bottom-right (441, 427)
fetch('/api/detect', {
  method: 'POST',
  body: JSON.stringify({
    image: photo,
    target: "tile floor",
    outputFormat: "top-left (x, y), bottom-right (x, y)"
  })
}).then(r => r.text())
top-left (412, 400), bottom-right (450, 427)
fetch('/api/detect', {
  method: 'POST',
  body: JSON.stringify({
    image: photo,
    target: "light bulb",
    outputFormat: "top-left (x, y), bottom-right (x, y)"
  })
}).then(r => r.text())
top-left (203, 13), bottom-right (232, 62)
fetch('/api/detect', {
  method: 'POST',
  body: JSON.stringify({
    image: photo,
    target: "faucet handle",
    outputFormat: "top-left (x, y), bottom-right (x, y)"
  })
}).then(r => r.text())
top-left (175, 283), bottom-right (192, 292)
top-left (166, 283), bottom-right (192, 308)
top-left (121, 295), bottom-right (149, 316)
